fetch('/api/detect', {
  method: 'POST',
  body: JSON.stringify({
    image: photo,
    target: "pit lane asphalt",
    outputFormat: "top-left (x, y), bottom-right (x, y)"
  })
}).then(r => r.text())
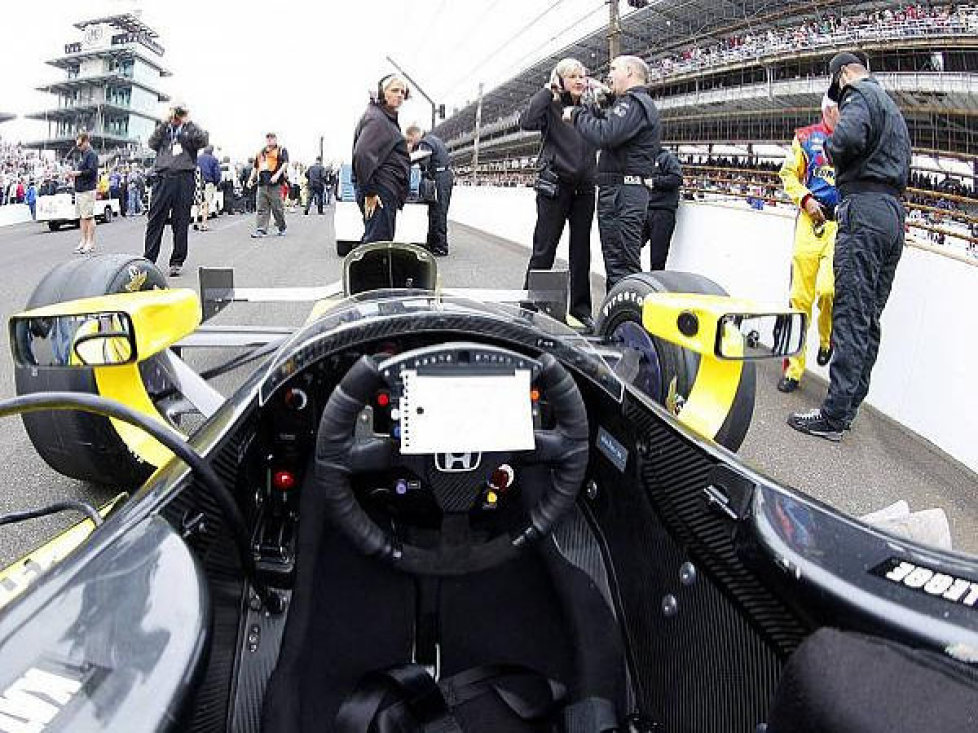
top-left (0, 206), bottom-right (975, 568)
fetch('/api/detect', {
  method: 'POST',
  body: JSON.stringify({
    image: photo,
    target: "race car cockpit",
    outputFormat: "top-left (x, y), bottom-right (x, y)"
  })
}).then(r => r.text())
top-left (2, 244), bottom-right (977, 733)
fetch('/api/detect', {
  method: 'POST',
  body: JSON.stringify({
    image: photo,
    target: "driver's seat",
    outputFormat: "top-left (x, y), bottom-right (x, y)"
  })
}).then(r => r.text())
top-left (260, 465), bottom-right (628, 733)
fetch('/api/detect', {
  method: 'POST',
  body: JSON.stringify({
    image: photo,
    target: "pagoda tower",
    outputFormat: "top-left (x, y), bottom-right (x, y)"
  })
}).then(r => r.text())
top-left (25, 12), bottom-right (170, 154)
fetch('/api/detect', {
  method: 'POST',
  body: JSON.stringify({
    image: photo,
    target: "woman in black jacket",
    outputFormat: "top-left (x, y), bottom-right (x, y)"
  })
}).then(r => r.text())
top-left (521, 58), bottom-right (598, 331)
top-left (352, 74), bottom-right (411, 244)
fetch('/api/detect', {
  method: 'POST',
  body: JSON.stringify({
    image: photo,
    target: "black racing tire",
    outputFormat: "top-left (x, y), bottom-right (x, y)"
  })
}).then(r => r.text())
top-left (101, 205), bottom-right (113, 224)
top-left (596, 271), bottom-right (756, 452)
top-left (15, 254), bottom-right (169, 486)
top-left (47, 221), bottom-right (61, 232)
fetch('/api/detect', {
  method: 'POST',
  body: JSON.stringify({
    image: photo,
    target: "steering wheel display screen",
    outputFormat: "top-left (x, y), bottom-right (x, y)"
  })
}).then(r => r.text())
top-left (381, 345), bottom-right (537, 455)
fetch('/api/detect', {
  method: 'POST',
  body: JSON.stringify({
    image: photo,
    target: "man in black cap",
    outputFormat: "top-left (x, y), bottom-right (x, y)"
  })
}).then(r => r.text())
top-left (788, 51), bottom-right (911, 441)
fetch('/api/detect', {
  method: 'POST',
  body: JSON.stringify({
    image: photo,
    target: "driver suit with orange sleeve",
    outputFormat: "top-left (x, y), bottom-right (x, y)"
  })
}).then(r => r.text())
top-left (778, 120), bottom-right (839, 386)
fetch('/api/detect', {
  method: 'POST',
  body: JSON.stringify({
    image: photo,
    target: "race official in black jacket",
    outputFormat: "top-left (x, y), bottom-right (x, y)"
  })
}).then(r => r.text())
top-left (143, 102), bottom-right (209, 277)
top-left (567, 55), bottom-right (661, 290)
top-left (304, 157), bottom-right (327, 215)
top-left (352, 75), bottom-right (411, 245)
top-left (521, 58), bottom-right (598, 329)
top-left (644, 148), bottom-right (682, 270)
top-left (406, 126), bottom-right (453, 256)
top-left (788, 51), bottom-right (912, 442)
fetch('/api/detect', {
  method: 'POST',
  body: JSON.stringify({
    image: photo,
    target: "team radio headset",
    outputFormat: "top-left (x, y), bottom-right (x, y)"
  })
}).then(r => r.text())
top-left (376, 74), bottom-right (411, 103)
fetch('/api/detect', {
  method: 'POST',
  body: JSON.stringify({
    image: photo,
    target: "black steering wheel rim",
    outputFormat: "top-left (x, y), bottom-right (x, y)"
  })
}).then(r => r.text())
top-left (313, 345), bottom-right (589, 576)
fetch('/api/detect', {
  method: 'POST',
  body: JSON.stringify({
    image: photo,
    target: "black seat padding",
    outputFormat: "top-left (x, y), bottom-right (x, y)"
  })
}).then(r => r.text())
top-left (767, 628), bottom-right (978, 733)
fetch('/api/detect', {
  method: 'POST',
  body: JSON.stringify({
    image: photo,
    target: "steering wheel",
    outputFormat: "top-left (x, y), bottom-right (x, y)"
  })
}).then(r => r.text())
top-left (313, 343), bottom-right (589, 576)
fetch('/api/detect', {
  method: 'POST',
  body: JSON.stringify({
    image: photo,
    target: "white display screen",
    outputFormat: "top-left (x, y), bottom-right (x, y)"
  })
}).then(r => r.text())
top-left (398, 369), bottom-right (535, 454)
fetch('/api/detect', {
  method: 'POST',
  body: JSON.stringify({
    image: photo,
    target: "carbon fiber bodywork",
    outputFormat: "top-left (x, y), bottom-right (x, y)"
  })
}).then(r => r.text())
top-left (2, 293), bottom-right (978, 732)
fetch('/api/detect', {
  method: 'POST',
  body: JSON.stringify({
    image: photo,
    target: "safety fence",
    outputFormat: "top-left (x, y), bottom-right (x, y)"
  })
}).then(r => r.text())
top-left (682, 164), bottom-right (978, 261)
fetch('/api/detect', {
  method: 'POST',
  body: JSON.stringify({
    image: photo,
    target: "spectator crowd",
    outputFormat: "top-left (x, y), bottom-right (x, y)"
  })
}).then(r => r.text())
top-left (649, 3), bottom-right (978, 80)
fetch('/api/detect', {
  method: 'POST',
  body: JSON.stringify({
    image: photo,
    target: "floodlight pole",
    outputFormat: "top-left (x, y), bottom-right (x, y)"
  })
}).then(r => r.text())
top-left (386, 55), bottom-right (438, 131)
top-left (609, 0), bottom-right (622, 60)
top-left (472, 83), bottom-right (484, 186)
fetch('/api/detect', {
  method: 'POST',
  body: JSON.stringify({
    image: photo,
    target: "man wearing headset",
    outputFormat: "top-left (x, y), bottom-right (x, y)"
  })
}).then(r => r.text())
top-left (564, 55), bottom-right (660, 291)
top-left (352, 75), bottom-right (411, 244)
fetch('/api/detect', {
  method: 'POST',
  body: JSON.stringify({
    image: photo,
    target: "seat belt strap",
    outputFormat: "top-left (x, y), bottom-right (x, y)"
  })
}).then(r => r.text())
top-left (335, 663), bottom-right (460, 733)
top-left (441, 664), bottom-right (567, 721)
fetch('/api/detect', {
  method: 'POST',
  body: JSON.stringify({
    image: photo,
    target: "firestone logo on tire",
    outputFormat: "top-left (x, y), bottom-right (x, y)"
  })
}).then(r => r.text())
top-left (600, 289), bottom-right (645, 319)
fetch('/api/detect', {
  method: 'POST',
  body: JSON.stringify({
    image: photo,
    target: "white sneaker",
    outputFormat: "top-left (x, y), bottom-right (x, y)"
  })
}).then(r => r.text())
top-left (72, 242), bottom-right (86, 254)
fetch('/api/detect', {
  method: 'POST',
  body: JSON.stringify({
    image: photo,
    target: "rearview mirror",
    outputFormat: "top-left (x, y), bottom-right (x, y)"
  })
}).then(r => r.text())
top-left (10, 311), bottom-right (137, 367)
top-left (715, 312), bottom-right (806, 360)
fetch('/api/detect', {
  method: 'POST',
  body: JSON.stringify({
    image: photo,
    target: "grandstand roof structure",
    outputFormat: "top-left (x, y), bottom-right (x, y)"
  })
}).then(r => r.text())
top-left (433, 0), bottom-right (978, 166)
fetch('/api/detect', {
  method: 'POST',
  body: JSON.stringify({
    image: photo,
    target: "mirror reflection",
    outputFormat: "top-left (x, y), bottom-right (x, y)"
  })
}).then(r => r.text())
top-left (716, 312), bottom-right (806, 360)
top-left (11, 311), bottom-right (136, 368)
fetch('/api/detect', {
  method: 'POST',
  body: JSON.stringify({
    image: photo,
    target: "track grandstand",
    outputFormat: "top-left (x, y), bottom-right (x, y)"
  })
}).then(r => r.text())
top-left (434, 1), bottom-right (978, 170)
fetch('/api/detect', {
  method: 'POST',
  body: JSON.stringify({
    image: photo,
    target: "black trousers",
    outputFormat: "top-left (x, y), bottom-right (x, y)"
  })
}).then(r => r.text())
top-left (597, 184), bottom-right (648, 291)
top-left (143, 171), bottom-right (195, 267)
top-left (524, 181), bottom-right (595, 319)
top-left (305, 186), bottom-right (324, 214)
top-left (645, 207), bottom-right (676, 271)
top-left (221, 181), bottom-right (235, 214)
top-left (822, 193), bottom-right (905, 426)
top-left (426, 171), bottom-right (454, 253)
top-left (357, 185), bottom-right (398, 244)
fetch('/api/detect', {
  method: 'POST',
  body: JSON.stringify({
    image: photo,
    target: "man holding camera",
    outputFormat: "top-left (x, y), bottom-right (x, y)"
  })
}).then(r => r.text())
top-left (405, 126), bottom-right (453, 256)
top-left (564, 55), bottom-right (660, 290)
top-left (143, 103), bottom-right (209, 277)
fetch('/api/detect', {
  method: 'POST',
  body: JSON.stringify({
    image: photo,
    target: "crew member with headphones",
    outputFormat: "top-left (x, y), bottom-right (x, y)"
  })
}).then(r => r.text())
top-left (352, 74), bottom-right (412, 245)
top-left (520, 57), bottom-right (598, 332)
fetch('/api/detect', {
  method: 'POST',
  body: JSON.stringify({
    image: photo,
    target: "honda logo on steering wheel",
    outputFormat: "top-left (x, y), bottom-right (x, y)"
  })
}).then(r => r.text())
top-left (435, 452), bottom-right (482, 472)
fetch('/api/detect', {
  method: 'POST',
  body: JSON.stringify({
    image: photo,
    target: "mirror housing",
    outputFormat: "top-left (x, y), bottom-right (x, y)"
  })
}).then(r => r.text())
top-left (11, 311), bottom-right (137, 367)
top-left (641, 293), bottom-right (806, 361)
top-left (9, 289), bottom-right (201, 369)
top-left (715, 312), bottom-right (806, 360)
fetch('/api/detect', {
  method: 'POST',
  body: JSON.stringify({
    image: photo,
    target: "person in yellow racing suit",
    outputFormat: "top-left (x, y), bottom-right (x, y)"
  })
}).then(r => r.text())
top-left (777, 95), bottom-right (840, 393)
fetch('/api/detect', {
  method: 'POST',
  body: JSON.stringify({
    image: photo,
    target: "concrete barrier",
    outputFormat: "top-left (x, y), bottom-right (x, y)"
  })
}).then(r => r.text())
top-left (450, 185), bottom-right (978, 473)
top-left (0, 205), bottom-right (33, 228)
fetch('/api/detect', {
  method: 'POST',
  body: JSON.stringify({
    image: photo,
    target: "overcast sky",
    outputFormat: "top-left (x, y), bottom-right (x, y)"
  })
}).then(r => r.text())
top-left (0, 0), bottom-right (639, 162)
